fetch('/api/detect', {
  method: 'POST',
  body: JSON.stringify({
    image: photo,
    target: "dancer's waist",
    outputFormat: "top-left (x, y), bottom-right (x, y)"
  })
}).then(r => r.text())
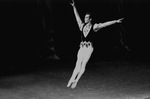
top-left (80, 41), bottom-right (92, 47)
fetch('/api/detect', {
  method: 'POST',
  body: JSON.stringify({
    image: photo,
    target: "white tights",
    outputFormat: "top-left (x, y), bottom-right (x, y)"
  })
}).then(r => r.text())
top-left (67, 41), bottom-right (93, 88)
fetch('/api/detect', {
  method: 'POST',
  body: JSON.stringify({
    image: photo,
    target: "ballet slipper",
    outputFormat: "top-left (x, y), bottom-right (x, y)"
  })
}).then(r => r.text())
top-left (71, 80), bottom-right (77, 89)
top-left (67, 78), bottom-right (74, 87)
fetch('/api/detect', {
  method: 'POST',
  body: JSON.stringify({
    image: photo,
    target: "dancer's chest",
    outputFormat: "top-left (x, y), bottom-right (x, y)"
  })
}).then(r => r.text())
top-left (82, 24), bottom-right (92, 37)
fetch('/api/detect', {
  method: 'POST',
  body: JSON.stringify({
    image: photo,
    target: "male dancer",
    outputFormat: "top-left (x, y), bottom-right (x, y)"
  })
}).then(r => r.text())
top-left (67, 0), bottom-right (123, 89)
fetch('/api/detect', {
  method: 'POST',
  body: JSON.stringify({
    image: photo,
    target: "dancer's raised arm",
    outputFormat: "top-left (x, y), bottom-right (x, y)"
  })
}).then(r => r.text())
top-left (94, 18), bottom-right (124, 32)
top-left (70, 0), bottom-right (83, 31)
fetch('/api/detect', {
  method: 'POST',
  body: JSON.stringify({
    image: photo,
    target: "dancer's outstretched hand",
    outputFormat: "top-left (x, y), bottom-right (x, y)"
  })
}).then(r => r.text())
top-left (70, 0), bottom-right (75, 7)
top-left (117, 18), bottom-right (124, 23)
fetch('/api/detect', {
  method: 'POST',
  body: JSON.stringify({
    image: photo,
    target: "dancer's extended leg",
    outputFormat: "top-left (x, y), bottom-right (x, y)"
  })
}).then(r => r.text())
top-left (67, 46), bottom-right (85, 87)
top-left (71, 45), bottom-right (93, 88)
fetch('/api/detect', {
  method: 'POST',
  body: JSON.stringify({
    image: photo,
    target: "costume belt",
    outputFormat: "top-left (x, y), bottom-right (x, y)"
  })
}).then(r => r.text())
top-left (80, 41), bottom-right (92, 48)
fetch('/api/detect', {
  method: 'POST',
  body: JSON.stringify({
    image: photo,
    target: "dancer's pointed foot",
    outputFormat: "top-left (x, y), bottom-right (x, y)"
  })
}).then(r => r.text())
top-left (67, 81), bottom-right (71, 87)
top-left (71, 80), bottom-right (77, 89)
top-left (67, 78), bottom-right (74, 87)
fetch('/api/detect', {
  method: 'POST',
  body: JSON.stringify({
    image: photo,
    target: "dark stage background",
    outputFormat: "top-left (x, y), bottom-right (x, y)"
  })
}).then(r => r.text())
top-left (1, 0), bottom-right (150, 75)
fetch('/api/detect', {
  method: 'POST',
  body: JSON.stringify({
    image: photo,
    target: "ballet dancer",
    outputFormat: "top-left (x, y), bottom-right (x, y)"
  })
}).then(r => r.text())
top-left (67, 0), bottom-right (124, 89)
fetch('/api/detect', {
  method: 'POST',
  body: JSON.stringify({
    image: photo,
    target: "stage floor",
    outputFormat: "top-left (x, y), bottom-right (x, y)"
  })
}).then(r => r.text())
top-left (0, 61), bottom-right (149, 99)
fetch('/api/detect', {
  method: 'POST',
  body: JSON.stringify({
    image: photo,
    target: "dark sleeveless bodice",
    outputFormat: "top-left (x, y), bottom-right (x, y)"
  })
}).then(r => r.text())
top-left (81, 23), bottom-right (94, 42)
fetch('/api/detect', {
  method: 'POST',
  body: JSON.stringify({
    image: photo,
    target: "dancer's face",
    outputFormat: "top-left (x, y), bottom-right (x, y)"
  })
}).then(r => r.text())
top-left (84, 14), bottom-right (91, 24)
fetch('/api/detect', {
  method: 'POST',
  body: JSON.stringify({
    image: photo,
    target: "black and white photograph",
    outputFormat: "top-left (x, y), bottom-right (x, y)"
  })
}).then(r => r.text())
top-left (0, 0), bottom-right (150, 99)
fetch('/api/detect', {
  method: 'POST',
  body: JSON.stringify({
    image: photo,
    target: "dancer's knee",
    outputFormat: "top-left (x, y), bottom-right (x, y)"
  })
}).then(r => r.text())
top-left (77, 49), bottom-right (84, 60)
top-left (80, 67), bottom-right (85, 74)
top-left (81, 61), bottom-right (87, 70)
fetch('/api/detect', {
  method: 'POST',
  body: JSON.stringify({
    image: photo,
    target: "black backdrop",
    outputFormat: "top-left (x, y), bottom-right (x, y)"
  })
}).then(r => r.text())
top-left (1, 0), bottom-right (150, 67)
